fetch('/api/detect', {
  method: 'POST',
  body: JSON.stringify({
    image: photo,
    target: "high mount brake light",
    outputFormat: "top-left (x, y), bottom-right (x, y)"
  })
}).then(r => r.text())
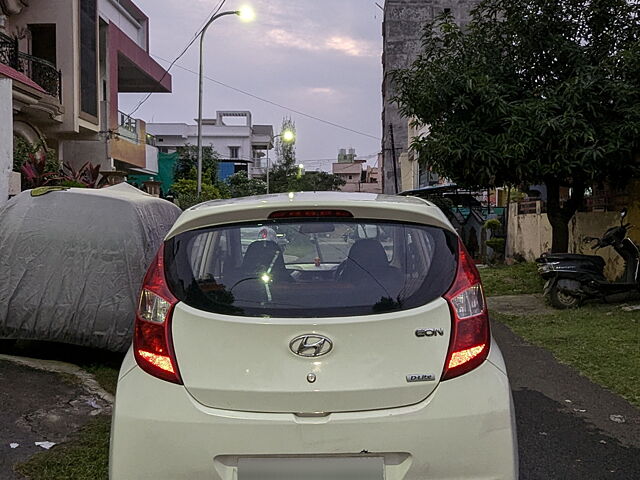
top-left (441, 238), bottom-right (490, 381)
top-left (133, 246), bottom-right (182, 384)
top-left (268, 210), bottom-right (353, 219)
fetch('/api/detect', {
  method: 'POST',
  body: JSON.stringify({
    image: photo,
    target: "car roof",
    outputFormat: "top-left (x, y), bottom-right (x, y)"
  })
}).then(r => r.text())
top-left (166, 191), bottom-right (454, 239)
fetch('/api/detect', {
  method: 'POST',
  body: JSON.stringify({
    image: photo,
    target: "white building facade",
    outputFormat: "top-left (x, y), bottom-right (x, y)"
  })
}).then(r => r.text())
top-left (147, 111), bottom-right (274, 180)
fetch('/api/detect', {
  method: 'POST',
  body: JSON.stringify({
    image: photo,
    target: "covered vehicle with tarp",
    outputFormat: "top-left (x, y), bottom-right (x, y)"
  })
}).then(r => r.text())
top-left (0, 183), bottom-right (182, 352)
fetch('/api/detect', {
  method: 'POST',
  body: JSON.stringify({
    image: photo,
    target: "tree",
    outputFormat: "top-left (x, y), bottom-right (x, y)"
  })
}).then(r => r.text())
top-left (226, 171), bottom-right (267, 197)
top-left (289, 170), bottom-right (346, 192)
top-left (268, 117), bottom-right (299, 193)
top-left (268, 117), bottom-right (345, 193)
top-left (171, 179), bottom-right (224, 209)
top-left (393, 0), bottom-right (640, 252)
top-left (175, 144), bottom-right (220, 184)
top-left (170, 143), bottom-right (230, 205)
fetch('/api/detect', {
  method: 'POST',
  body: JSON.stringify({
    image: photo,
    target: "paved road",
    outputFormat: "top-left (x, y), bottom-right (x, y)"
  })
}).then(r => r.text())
top-left (492, 320), bottom-right (640, 479)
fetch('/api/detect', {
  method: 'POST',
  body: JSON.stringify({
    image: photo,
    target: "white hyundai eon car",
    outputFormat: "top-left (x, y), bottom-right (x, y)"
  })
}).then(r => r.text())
top-left (110, 192), bottom-right (518, 480)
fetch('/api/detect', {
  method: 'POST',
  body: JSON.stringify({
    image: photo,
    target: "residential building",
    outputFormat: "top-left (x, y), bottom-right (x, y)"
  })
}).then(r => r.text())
top-left (399, 119), bottom-right (443, 192)
top-left (381, 0), bottom-right (478, 194)
top-left (0, 0), bottom-right (171, 202)
top-left (332, 148), bottom-right (382, 194)
top-left (147, 111), bottom-right (274, 180)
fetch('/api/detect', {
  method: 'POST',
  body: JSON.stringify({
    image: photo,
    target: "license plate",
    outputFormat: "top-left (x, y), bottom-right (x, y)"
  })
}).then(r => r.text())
top-left (237, 456), bottom-right (384, 480)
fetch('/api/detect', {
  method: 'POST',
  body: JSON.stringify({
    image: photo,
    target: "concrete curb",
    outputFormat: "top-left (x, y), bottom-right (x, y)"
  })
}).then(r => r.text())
top-left (0, 354), bottom-right (114, 405)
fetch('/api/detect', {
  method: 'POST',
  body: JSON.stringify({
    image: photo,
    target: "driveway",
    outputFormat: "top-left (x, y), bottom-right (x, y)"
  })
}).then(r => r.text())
top-left (0, 356), bottom-right (112, 480)
top-left (492, 320), bottom-right (640, 479)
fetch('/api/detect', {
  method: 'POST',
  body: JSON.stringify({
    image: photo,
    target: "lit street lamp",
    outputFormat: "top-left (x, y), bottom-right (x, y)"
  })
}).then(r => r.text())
top-left (197, 5), bottom-right (255, 196)
top-left (266, 129), bottom-right (295, 194)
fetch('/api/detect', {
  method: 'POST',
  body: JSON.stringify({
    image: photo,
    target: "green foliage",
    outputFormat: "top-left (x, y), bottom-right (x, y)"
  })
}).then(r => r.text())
top-left (16, 415), bottom-right (111, 480)
top-left (494, 305), bottom-right (640, 407)
top-left (170, 145), bottom-right (233, 207)
top-left (268, 117), bottom-right (344, 193)
top-left (175, 144), bottom-right (220, 184)
top-left (13, 137), bottom-right (59, 176)
top-left (21, 154), bottom-right (60, 189)
top-left (393, 0), bottom-right (640, 250)
top-left (61, 162), bottom-right (106, 188)
top-left (226, 171), bottom-right (267, 197)
top-left (275, 117), bottom-right (296, 166)
top-left (484, 218), bottom-right (502, 231)
top-left (479, 262), bottom-right (544, 297)
top-left (172, 179), bottom-right (223, 209)
top-left (486, 237), bottom-right (506, 254)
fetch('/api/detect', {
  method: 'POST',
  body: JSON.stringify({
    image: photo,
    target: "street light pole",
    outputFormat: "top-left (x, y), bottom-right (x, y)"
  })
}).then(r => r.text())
top-left (197, 7), bottom-right (254, 196)
top-left (266, 146), bottom-right (270, 194)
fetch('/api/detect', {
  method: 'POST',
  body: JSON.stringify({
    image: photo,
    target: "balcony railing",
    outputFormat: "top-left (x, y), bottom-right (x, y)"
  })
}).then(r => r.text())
top-left (119, 110), bottom-right (138, 134)
top-left (0, 32), bottom-right (62, 102)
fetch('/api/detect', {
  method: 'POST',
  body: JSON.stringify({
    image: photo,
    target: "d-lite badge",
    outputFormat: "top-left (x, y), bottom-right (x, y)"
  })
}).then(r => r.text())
top-left (406, 374), bottom-right (436, 383)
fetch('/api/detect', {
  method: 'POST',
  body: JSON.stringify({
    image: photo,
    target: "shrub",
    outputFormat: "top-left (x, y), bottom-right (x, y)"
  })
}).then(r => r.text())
top-left (13, 137), bottom-right (59, 174)
top-left (172, 179), bottom-right (223, 209)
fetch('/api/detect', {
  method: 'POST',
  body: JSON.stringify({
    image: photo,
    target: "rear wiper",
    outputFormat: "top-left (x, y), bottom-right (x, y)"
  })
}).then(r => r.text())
top-left (342, 255), bottom-right (393, 299)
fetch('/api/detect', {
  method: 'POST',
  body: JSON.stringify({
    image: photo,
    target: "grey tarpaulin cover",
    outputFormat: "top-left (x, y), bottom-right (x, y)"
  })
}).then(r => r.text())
top-left (0, 183), bottom-right (182, 352)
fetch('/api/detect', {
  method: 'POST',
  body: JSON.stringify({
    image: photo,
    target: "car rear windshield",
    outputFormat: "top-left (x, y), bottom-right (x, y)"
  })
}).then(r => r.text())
top-left (164, 219), bottom-right (457, 318)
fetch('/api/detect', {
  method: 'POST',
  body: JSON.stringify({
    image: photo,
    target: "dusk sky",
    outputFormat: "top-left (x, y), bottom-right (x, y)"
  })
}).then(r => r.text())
top-left (118, 0), bottom-right (385, 171)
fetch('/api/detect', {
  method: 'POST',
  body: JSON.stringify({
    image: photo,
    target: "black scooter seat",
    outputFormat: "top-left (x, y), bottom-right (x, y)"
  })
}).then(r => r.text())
top-left (538, 253), bottom-right (606, 270)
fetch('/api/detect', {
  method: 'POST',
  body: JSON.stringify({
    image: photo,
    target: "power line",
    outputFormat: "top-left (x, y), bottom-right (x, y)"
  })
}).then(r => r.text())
top-left (127, 0), bottom-right (227, 117)
top-left (151, 54), bottom-right (382, 141)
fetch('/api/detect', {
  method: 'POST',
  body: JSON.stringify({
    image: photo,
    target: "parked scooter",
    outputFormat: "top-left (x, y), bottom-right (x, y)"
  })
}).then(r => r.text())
top-left (536, 209), bottom-right (640, 309)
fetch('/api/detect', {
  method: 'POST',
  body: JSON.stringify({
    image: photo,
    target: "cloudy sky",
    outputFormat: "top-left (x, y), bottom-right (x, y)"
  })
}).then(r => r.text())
top-left (119, 0), bottom-right (385, 171)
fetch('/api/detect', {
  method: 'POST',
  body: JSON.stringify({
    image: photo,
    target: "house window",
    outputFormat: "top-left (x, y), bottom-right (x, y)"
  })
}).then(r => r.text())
top-left (348, 175), bottom-right (353, 180)
top-left (80, 0), bottom-right (98, 117)
top-left (29, 24), bottom-right (57, 65)
top-left (229, 146), bottom-right (240, 159)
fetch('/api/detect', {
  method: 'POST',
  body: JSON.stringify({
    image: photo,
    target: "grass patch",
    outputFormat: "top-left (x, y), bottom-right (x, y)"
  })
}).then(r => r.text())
top-left (15, 415), bottom-right (111, 480)
top-left (82, 365), bottom-right (119, 396)
top-left (15, 364), bottom-right (117, 478)
top-left (0, 341), bottom-right (120, 478)
top-left (480, 262), bottom-right (544, 297)
top-left (494, 305), bottom-right (640, 407)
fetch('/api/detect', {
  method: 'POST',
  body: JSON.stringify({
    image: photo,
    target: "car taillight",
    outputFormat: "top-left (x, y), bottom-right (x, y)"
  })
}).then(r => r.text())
top-left (441, 238), bottom-right (490, 380)
top-left (260, 228), bottom-right (268, 239)
top-left (133, 245), bottom-right (182, 384)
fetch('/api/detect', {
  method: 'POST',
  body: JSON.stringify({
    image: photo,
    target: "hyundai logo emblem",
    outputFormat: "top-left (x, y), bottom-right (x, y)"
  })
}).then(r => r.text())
top-left (289, 334), bottom-right (333, 358)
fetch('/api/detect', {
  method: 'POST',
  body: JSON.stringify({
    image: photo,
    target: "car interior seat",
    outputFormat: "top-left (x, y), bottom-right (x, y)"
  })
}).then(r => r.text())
top-left (338, 239), bottom-right (402, 297)
top-left (240, 240), bottom-right (292, 282)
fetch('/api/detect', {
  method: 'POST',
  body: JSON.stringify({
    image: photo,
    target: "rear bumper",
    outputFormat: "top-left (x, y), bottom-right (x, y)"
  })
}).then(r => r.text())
top-left (110, 353), bottom-right (518, 480)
